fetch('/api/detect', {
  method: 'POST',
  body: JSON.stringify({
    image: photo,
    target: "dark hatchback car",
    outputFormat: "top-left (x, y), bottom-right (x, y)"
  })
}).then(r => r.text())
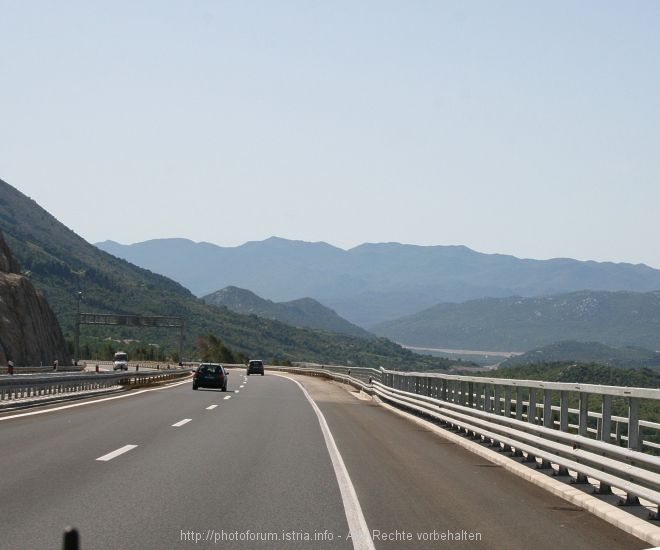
top-left (192, 363), bottom-right (229, 391)
top-left (246, 359), bottom-right (264, 376)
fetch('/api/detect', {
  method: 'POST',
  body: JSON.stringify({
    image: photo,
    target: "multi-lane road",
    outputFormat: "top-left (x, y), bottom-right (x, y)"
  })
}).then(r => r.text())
top-left (0, 370), bottom-right (648, 549)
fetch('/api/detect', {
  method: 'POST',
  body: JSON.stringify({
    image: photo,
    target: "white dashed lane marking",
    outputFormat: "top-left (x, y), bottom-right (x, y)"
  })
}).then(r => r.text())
top-left (224, 396), bottom-right (232, 400)
top-left (206, 405), bottom-right (218, 410)
top-left (172, 418), bottom-right (192, 427)
top-left (96, 444), bottom-right (138, 462)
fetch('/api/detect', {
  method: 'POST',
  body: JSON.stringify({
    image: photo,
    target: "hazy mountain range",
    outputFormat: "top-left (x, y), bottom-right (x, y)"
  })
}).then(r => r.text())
top-left (96, 237), bottom-right (660, 328)
top-left (3, 174), bottom-right (660, 367)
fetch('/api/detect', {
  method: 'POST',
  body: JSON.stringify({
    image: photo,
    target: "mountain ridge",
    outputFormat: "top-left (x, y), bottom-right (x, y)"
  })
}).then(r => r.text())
top-left (96, 238), bottom-right (660, 327)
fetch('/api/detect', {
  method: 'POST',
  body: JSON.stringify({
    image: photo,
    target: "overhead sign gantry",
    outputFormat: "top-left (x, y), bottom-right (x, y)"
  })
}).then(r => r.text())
top-left (75, 313), bottom-right (185, 364)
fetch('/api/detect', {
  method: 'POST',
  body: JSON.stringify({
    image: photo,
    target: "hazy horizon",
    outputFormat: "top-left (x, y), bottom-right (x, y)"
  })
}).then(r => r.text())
top-left (97, 234), bottom-right (660, 269)
top-left (3, 2), bottom-right (659, 268)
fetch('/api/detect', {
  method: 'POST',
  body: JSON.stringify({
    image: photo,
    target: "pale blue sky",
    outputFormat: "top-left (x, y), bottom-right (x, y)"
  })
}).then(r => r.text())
top-left (1, 1), bottom-right (659, 266)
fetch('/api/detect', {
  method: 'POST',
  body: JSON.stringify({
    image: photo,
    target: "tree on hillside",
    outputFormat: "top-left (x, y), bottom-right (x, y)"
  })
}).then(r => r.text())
top-left (197, 333), bottom-right (245, 364)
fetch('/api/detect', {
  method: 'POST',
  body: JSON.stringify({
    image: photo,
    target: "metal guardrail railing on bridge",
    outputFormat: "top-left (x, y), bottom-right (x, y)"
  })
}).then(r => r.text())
top-left (270, 364), bottom-right (660, 520)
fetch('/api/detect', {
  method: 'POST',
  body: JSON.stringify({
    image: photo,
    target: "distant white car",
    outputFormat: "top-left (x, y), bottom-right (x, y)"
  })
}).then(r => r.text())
top-left (113, 351), bottom-right (129, 371)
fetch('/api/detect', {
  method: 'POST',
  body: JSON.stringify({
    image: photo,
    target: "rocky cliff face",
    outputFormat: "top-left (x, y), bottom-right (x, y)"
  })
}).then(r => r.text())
top-left (0, 232), bottom-right (72, 366)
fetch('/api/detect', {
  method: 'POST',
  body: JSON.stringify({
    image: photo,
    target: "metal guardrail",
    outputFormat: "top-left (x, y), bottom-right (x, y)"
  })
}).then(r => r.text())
top-left (0, 360), bottom-right (196, 375)
top-left (374, 381), bottom-right (660, 512)
top-left (0, 366), bottom-right (85, 375)
top-left (87, 360), bottom-right (195, 371)
top-left (382, 370), bottom-right (660, 454)
top-left (272, 364), bottom-right (660, 518)
top-left (271, 365), bottom-right (379, 392)
top-left (0, 370), bottom-right (191, 403)
top-left (291, 363), bottom-right (381, 385)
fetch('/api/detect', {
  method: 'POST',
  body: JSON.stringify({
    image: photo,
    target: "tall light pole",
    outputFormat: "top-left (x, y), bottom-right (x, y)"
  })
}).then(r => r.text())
top-left (74, 291), bottom-right (83, 365)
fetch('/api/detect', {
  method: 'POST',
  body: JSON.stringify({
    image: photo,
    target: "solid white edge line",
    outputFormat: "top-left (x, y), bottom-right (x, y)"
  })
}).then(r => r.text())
top-left (172, 418), bottom-right (192, 427)
top-left (97, 444), bottom-right (138, 462)
top-left (283, 376), bottom-right (375, 550)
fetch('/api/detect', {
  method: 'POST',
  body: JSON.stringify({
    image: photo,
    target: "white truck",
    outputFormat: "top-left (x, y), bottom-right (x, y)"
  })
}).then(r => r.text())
top-left (113, 351), bottom-right (129, 371)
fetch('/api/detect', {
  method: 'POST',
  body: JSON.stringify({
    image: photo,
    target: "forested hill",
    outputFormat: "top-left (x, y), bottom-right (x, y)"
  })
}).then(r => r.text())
top-left (203, 286), bottom-right (374, 339)
top-left (485, 362), bottom-right (660, 389)
top-left (499, 341), bottom-right (660, 370)
top-left (373, 290), bottom-right (660, 352)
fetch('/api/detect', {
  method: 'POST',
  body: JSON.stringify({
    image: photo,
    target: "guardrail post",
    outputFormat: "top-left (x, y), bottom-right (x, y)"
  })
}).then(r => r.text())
top-left (560, 390), bottom-right (569, 432)
top-left (593, 393), bottom-right (615, 494)
top-left (600, 395), bottom-right (612, 443)
top-left (528, 388), bottom-right (537, 424)
top-left (493, 384), bottom-right (501, 415)
top-left (515, 389), bottom-right (523, 421)
top-left (504, 386), bottom-right (511, 418)
top-left (467, 382), bottom-right (474, 408)
top-left (543, 389), bottom-right (553, 429)
top-left (628, 397), bottom-right (641, 452)
top-left (579, 393), bottom-right (589, 437)
top-left (486, 384), bottom-right (493, 412)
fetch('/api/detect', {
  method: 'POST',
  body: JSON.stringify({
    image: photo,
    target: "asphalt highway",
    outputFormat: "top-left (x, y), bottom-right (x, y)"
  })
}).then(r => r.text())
top-left (0, 370), bottom-right (648, 549)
